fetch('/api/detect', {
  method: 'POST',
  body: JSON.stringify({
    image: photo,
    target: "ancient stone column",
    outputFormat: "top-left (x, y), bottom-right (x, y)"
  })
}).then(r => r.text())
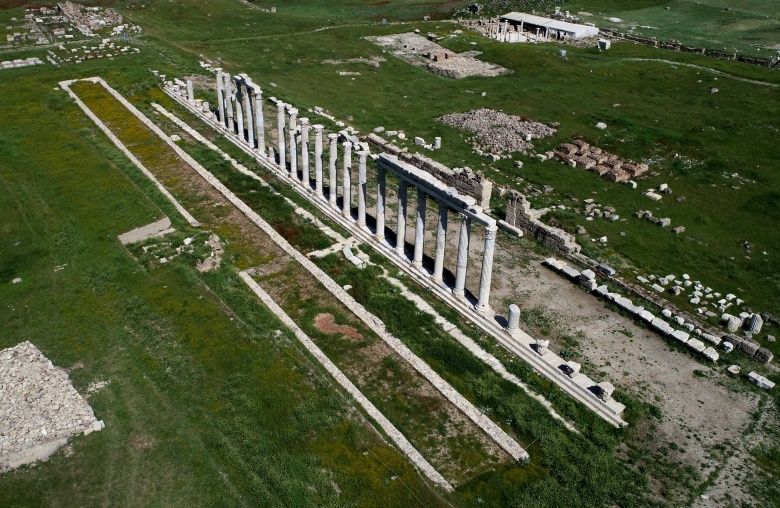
top-left (328, 134), bottom-right (338, 206)
top-left (215, 69), bottom-right (225, 125)
top-left (375, 165), bottom-right (386, 241)
top-left (288, 106), bottom-right (298, 179)
top-left (299, 117), bottom-right (310, 187)
top-left (253, 86), bottom-right (265, 154)
top-left (413, 189), bottom-right (427, 267)
top-left (234, 94), bottom-right (243, 138)
top-left (276, 101), bottom-right (286, 170)
top-left (357, 151), bottom-right (368, 228)
top-left (186, 80), bottom-right (194, 102)
top-left (476, 224), bottom-right (498, 311)
top-left (313, 125), bottom-right (324, 198)
top-left (507, 304), bottom-right (520, 330)
top-left (241, 83), bottom-right (254, 147)
top-left (433, 201), bottom-right (448, 282)
top-left (453, 215), bottom-right (471, 297)
top-left (396, 179), bottom-right (408, 256)
top-left (342, 142), bottom-right (352, 217)
top-left (223, 73), bottom-right (234, 131)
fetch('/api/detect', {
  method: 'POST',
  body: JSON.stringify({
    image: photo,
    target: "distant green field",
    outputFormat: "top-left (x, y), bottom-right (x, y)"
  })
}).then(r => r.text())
top-left (566, 0), bottom-right (780, 56)
top-left (1, 0), bottom-right (779, 505)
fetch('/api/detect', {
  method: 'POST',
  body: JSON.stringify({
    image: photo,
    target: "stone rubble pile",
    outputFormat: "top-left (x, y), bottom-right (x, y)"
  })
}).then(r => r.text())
top-left (1, 342), bottom-right (102, 472)
top-left (438, 108), bottom-right (556, 154)
top-left (554, 139), bottom-right (649, 183)
top-left (0, 57), bottom-right (43, 70)
top-left (367, 33), bottom-right (509, 79)
top-left (59, 2), bottom-right (123, 36)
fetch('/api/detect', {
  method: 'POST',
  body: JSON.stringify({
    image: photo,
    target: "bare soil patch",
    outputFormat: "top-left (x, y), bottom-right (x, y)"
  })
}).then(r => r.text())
top-left (314, 313), bottom-right (364, 340)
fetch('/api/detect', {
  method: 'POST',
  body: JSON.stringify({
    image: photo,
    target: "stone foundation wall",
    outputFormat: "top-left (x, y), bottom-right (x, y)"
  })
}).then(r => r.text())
top-left (366, 133), bottom-right (493, 210)
top-left (504, 190), bottom-right (581, 254)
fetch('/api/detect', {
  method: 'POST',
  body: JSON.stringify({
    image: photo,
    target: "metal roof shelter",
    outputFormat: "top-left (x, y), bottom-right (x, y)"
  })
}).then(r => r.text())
top-left (499, 12), bottom-right (599, 40)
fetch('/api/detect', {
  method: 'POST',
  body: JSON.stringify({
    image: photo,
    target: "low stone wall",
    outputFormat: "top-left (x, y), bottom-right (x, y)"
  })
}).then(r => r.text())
top-left (503, 190), bottom-right (580, 254)
top-left (599, 28), bottom-right (780, 68)
top-left (366, 133), bottom-right (493, 210)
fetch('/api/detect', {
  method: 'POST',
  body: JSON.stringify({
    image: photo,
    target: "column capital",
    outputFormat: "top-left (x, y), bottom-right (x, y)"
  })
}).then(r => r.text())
top-left (327, 133), bottom-right (338, 140)
top-left (276, 101), bottom-right (285, 110)
top-left (485, 224), bottom-right (498, 239)
top-left (312, 124), bottom-right (324, 131)
top-left (299, 117), bottom-right (310, 128)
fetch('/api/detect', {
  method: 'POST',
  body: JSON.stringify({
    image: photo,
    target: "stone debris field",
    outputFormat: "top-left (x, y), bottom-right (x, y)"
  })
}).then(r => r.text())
top-left (438, 108), bottom-right (556, 154)
top-left (554, 139), bottom-right (649, 183)
top-left (367, 32), bottom-right (509, 79)
top-left (1, 342), bottom-right (103, 472)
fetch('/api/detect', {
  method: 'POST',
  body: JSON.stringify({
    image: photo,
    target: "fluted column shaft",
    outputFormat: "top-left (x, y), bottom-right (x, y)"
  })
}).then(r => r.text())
top-left (396, 180), bottom-right (408, 255)
top-left (223, 73), bottom-right (233, 130)
top-left (215, 70), bottom-right (225, 124)
top-left (453, 216), bottom-right (471, 296)
top-left (300, 118), bottom-right (310, 186)
top-left (375, 166), bottom-right (386, 241)
top-left (276, 101), bottom-right (286, 169)
top-left (234, 94), bottom-right (243, 137)
top-left (288, 107), bottom-right (298, 179)
top-left (313, 125), bottom-right (324, 197)
top-left (253, 87), bottom-right (265, 154)
top-left (342, 142), bottom-right (352, 217)
top-left (242, 84), bottom-right (254, 147)
top-left (357, 151), bottom-right (368, 227)
top-left (476, 225), bottom-right (498, 311)
top-left (328, 134), bottom-right (338, 205)
top-left (433, 201), bottom-right (448, 282)
top-left (413, 189), bottom-right (427, 267)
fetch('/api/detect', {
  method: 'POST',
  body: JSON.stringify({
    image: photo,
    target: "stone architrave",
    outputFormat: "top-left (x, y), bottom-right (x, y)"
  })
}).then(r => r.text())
top-left (342, 142), bottom-right (352, 217)
top-left (476, 225), bottom-right (498, 311)
top-left (413, 190), bottom-right (427, 267)
top-left (396, 180), bottom-right (408, 255)
top-left (433, 200), bottom-right (448, 282)
top-left (453, 215), bottom-right (471, 297)
top-left (328, 134), bottom-right (338, 206)
top-left (375, 165), bottom-right (386, 241)
top-left (357, 151), bottom-right (368, 227)
top-left (313, 125), bottom-right (324, 197)
top-left (276, 101), bottom-right (286, 169)
top-left (253, 85), bottom-right (265, 154)
top-left (299, 117), bottom-right (310, 187)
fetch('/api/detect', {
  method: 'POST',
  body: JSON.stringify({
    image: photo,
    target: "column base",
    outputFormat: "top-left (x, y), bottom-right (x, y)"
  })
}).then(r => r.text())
top-left (452, 288), bottom-right (465, 298)
top-left (475, 303), bottom-right (492, 315)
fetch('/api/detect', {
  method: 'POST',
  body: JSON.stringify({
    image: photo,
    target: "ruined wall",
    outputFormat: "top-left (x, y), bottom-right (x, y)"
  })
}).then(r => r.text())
top-left (599, 28), bottom-right (779, 68)
top-left (504, 190), bottom-right (581, 254)
top-left (366, 133), bottom-right (493, 210)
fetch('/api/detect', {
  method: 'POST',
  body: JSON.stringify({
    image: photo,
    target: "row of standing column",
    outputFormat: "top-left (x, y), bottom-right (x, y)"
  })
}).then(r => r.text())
top-left (214, 70), bottom-right (497, 311)
top-left (374, 170), bottom-right (497, 311)
top-left (215, 70), bottom-right (266, 155)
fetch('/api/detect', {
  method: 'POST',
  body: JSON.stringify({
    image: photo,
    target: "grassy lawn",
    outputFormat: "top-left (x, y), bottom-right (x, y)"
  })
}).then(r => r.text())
top-left (0, 54), bottom-right (445, 507)
top-left (2, 0), bottom-right (779, 505)
top-left (124, 0), bottom-right (780, 326)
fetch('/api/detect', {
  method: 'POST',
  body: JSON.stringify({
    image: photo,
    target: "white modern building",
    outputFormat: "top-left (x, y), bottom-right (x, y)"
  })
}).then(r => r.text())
top-left (498, 12), bottom-right (599, 41)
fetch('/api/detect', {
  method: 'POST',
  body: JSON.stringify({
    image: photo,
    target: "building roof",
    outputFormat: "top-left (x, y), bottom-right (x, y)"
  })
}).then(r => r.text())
top-left (500, 12), bottom-right (599, 38)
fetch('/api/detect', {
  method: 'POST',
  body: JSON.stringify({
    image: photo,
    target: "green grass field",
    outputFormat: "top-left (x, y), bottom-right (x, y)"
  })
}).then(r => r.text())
top-left (1, 0), bottom-right (779, 505)
top-left (565, 0), bottom-right (780, 57)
